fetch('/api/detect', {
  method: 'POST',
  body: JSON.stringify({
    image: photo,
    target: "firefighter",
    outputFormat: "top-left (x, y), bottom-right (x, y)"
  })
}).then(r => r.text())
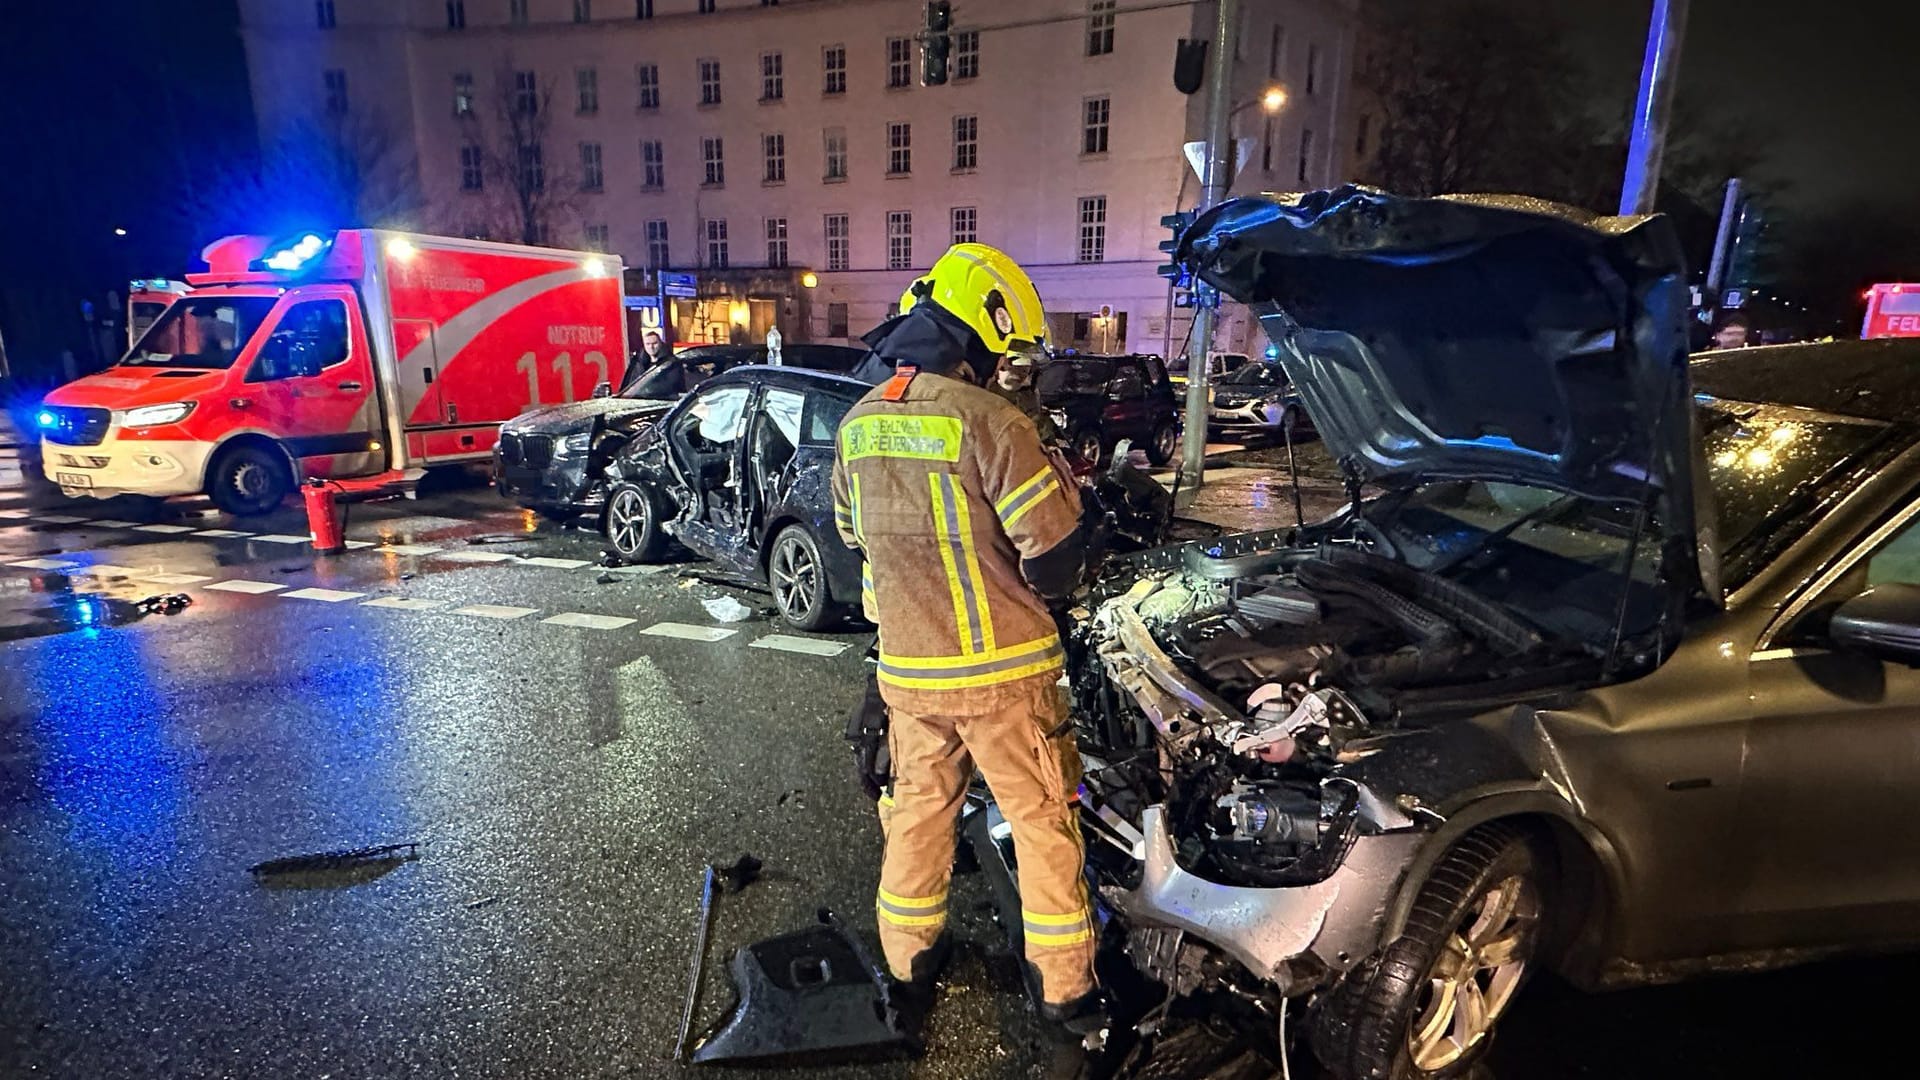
top-left (987, 351), bottom-right (1060, 444)
top-left (831, 243), bottom-right (1102, 1072)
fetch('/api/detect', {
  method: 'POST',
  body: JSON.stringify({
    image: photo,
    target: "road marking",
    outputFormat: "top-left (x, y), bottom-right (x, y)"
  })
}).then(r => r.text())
top-left (449, 603), bottom-right (538, 619)
top-left (192, 529), bottom-right (253, 538)
top-left (68, 564), bottom-right (142, 577)
top-left (204, 579), bottom-right (287, 594)
top-left (0, 508), bottom-right (32, 519)
top-left (250, 534), bottom-right (313, 544)
top-left (282, 587), bottom-right (367, 602)
top-left (639, 621), bottom-right (737, 642)
top-left (8, 558), bottom-right (80, 570)
top-left (34, 514), bottom-right (86, 524)
top-left (343, 540), bottom-right (375, 550)
top-left (133, 523), bottom-right (197, 534)
top-left (602, 563), bottom-right (671, 575)
top-left (438, 550), bottom-right (518, 563)
top-left (92, 519), bottom-right (143, 528)
top-left (751, 634), bottom-right (852, 657)
top-left (362, 596), bottom-right (451, 611)
top-left (521, 556), bottom-right (593, 569)
top-left (143, 572), bottom-right (213, 585)
top-left (542, 612), bottom-right (637, 630)
top-left (378, 543), bottom-right (444, 556)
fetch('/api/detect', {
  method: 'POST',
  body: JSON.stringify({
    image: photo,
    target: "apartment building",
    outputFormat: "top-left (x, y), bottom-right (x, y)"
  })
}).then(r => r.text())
top-left (240, 0), bottom-right (1357, 352)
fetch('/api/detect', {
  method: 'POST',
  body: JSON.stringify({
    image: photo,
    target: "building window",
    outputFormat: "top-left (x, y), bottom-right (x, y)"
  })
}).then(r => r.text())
top-left (823, 45), bottom-right (846, 95)
top-left (447, 1), bottom-right (467, 29)
top-left (886, 37), bottom-right (912, 89)
top-left (646, 219), bottom-right (669, 268)
top-left (698, 0), bottom-right (716, 12)
top-left (453, 72), bottom-right (475, 115)
top-left (762, 133), bottom-right (786, 182)
top-left (1082, 96), bottom-right (1109, 155)
top-left (827, 302), bottom-right (849, 337)
top-left (951, 114), bottom-right (977, 171)
top-left (1262, 116), bottom-right (1274, 173)
top-left (577, 67), bottom-right (599, 113)
top-left (584, 223), bottom-right (609, 251)
top-left (323, 69), bottom-right (348, 115)
top-left (702, 136), bottom-right (725, 186)
top-left (1355, 113), bottom-right (1371, 156)
top-left (955, 31), bottom-right (979, 79)
top-left (1077, 195), bottom-right (1107, 263)
top-left (509, 0), bottom-right (528, 25)
top-left (1297, 127), bottom-right (1315, 185)
top-left (579, 142), bottom-right (604, 191)
top-left (823, 127), bottom-right (847, 181)
top-left (951, 206), bottom-right (976, 246)
top-left (699, 59), bottom-right (722, 105)
top-left (519, 142), bottom-right (545, 192)
top-left (573, 0), bottom-right (591, 22)
top-left (315, 0), bottom-right (335, 29)
top-left (887, 211), bottom-right (912, 270)
top-left (1268, 24), bottom-right (1284, 78)
top-left (459, 145), bottom-right (484, 191)
top-left (761, 52), bottom-right (783, 101)
top-left (765, 218), bottom-right (789, 267)
top-left (886, 121), bottom-right (911, 175)
top-left (706, 219), bottom-right (730, 267)
top-left (1086, 0), bottom-right (1115, 56)
top-left (637, 63), bottom-right (659, 109)
top-left (641, 139), bottom-right (665, 188)
top-left (824, 213), bottom-right (849, 271)
top-left (514, 70), bottom-right (538, 116)
top-left (636, 0), bottom-right (652, 17)
top-left (1306, 43), bottom-right (1320, 95)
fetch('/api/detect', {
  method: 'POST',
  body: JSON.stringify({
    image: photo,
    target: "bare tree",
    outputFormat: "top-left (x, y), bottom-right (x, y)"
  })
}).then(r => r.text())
top-left (171, 109), bottom-right (422, 237)
top-left (457, 60), bottom-right (578, 245)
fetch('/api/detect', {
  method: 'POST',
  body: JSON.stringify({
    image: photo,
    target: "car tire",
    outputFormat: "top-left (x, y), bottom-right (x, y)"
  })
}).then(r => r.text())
top-left (1311, 825), bottom-right (1545, 1080)
top-left (768, 524), bottom-right (843, 632)
top-left (1069, 428), bottom-right (1105, 468)
top-left (207, 443), bottom-right (292, 516)
top-left (603, 482), bottom-right (665, 562)
top-left (1146, 421), bottom-right (1179, 466)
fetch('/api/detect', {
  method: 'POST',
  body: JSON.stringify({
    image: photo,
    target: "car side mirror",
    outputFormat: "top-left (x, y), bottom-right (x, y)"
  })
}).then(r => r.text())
top-left (592, 380), bottom-right (612, 398)
top-left (1829, 583), bottom-right (1920, 666)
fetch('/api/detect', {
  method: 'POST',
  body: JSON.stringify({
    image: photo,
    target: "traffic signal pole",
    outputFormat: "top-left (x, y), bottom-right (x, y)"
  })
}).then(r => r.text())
top-left (1176, 0), bottom-right (1238, 502)
top-left (1618, 0), bottom-right (1689, 216)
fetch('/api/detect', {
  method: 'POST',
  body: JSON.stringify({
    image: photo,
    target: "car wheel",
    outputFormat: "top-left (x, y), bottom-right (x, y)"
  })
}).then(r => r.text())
top-left (1069, 428), bottom-right (1104, 468)
top-left (768, 524), bottom-right (843, 632)
top-left (1146, 421), bottom-right (1179, 466)
top-left (207, 444), bottom-right (292, 516)
top-left (603, 482), bottom-right (665, 561)
top-left (1312, 825), bottom-right (1545, 1080)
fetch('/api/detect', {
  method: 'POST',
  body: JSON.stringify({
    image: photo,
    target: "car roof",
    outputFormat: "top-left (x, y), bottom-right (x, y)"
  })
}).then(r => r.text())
top-left (1691, 339), bottom-right (1920, 425)
top-left (705, 364), bottom-right (872, 395)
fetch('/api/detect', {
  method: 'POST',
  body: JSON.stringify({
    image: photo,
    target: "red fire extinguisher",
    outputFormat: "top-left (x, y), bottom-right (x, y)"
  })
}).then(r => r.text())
top-left (302, 479), bottom-right (346, 554)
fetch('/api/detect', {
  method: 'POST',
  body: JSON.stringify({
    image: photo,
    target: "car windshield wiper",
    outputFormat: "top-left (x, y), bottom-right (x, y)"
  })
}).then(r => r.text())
top-left (1424, 493), bottom-right (1582, 577)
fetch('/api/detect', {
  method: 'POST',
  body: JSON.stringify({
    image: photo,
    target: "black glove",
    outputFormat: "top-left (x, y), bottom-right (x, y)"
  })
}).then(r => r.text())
top-left (844, 668), bottom-right (891, 801)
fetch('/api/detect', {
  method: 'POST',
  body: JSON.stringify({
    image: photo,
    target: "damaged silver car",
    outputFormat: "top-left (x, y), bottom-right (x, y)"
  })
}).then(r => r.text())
top-left (965, 188), bottom-right (1920, 1078)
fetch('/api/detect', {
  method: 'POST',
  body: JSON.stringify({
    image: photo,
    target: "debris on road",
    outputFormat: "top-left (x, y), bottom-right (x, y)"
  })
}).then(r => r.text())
top-left (702, 596), bottom-right (754, 623)
top-left (463, 533), bottom-right (524, 545)
top-left (464, 895), bottom-right (503, 910)
top-left (713, 853), bottom-right (763, 894)
top-left (135, 593), bottom-right (192, 616)
top-left (596, 572), bottom-right (617, 584)
top-left (675, 864), bottom-right (719, 1061)
top-left (248, 841), bottom-right (419, 879)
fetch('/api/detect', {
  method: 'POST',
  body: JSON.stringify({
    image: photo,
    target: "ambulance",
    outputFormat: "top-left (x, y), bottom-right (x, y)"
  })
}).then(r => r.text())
top-left (38, 230), bottom-right (626, 514)
top-left (1862, 283), bottom-right (1920, 339)
top-left (126, 279), bottom-right (191, 346)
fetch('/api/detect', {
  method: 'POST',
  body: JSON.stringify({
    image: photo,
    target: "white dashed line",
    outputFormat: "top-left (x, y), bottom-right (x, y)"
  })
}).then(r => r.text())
top-left (282, 587), bottom-right (366, 602)
top-left (541, 612), bottom-right (637, 630)
top-left (8, 558), bottom-right (80, 570)
top-left (191, 529), bottom-right (253, 538)
top-left (204, 579), bottom-right (287, 594)
top-left (143, 572), bottom-right (213, 585)
top-left (68, 564), bottom-right (142, 577)
top-left (751, 634), bottom-right (853, 657)
top-left (377, 544), bottom-right (444, 556)
top-left (521, 557), bottom-right (592, 570)
top-left (34, 514), bottom-right (86, 524)
top-left (639, 622), bottom-right (737, 642)
top-left (250, 534), bottom-right (313, 544)
top-left (133, 523), bottom-right (197, 534)
top-left (0, 508), bottom-right (32, 519)
top-left (449, 603), bottom-right (539, 619)
top-left (361, 596), bottom-right (451, 611)
top-left (342, 540), bottom-right (375, 550)
top-left (92, 519), bottom-right (143, 528)
top-left (438, 550), bottom-right (518, 563)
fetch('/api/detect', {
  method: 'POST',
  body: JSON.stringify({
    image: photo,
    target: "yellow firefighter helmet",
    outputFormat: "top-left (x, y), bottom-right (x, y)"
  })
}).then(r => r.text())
top-left (900, 243), bottom-right (1048, 356)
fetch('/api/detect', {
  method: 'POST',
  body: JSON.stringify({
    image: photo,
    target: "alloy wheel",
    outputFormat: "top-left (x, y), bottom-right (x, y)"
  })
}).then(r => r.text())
top-left (1154, 425), bottom-right (1178, 461)
top-left (770, 534), bottom-right (817, 625)
top-left (1072, 431), bottom-right (1102, 466)
top-left (1406, 874), bottom-right (1539, 1071)
top-left (608, 488), bottom-right (646, 554)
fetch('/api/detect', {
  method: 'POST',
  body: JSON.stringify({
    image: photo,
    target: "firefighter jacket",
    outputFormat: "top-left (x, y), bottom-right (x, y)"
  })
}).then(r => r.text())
top-left (832, 370), bottom-right (1082, 716)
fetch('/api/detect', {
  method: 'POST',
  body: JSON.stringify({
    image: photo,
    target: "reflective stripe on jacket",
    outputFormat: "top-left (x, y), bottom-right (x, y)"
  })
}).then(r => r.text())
top-left (831, 371), bottom-right (1081, 715)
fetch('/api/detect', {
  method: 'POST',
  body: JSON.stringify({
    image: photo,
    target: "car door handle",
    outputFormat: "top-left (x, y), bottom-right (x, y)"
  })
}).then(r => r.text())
top-left (337, 380), bottom-right (363, 392)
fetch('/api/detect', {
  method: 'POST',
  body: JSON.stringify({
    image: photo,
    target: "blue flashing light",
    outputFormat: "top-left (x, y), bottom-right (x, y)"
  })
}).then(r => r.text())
top-left (1264, 343), bottom-right (1281, 360)
top-left (262, 232), bottom-right (330, 272)
top-left (35, 409), bottom-right (57, 429)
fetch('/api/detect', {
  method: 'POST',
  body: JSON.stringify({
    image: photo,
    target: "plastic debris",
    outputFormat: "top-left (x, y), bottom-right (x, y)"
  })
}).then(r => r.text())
top-left (135, 593), bottom-right (192, 616)
top-left (596, 572), bottom-right (618, 584)
top-left (248, 841), bottom-right (419, 878)
top-left (703, 596), bottom-right (755, 622)
top-left (713, 853), bottom-right (764, 894)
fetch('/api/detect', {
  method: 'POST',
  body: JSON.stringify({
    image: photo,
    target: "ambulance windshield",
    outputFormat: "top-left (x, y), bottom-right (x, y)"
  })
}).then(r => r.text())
top-left (122, 296), bottom-right (277, 369)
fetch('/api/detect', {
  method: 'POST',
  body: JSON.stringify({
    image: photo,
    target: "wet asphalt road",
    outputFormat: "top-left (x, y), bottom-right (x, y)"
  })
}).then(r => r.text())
top-left (1, 452), bottom-right (1914, 1079)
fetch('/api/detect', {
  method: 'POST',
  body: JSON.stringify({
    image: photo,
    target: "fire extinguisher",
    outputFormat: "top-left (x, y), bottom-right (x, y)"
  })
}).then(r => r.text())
top-left (302, 479), bottom-right (346, 554)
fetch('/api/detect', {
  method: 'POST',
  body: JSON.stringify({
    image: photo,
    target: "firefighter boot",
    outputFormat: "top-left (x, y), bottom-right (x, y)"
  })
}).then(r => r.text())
top-left (887, 931), bottom-right (953, 1048)
top-left (1037, 990), bottom-right (1112, 1080)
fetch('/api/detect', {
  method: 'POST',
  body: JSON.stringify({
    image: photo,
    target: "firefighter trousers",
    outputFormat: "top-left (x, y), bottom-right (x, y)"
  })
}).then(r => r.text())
top-left (875, 678), bottom-right (1096, 1007)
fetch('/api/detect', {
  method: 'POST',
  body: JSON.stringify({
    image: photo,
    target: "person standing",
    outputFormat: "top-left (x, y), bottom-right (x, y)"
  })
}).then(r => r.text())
top-left (831, 243), bottom-right (1102, 1073)
top-left (986, 352), bottom-right (1060, 444)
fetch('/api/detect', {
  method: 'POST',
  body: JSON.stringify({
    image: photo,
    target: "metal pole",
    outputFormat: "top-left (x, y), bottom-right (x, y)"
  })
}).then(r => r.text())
top-left (1618, 0), bottom-right (1690, 216)
top-left (1178, 0), bottom-right (1237, 502)
top-left (1704, 176), bottom-right (1742, 301)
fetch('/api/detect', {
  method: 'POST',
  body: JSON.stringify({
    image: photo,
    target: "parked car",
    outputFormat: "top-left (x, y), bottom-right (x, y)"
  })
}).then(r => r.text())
top-left (1035, 353), bottom-right (1181, 466)
top-left (497, 342), bottom-right (867, 520)
top-left (1169, 350), bottom-right (1251, 389)
top-left (599, 365), bottom-right (870, 630)
top-left (1206, 358), bottom-right (1312, 441)
top-left (967, 188), bottom-right (1920, 1079)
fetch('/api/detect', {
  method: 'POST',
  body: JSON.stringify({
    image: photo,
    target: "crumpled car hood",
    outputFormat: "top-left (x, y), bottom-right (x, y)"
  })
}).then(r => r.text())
top-left (1178, 187), bottom-right (1695, 503)
top-left (503, 396), bottom-right (673, 434)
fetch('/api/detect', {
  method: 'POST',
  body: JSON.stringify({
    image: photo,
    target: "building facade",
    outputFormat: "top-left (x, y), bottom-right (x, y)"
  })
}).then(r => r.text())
top-left (240, 0), bottom-right (1357, 353)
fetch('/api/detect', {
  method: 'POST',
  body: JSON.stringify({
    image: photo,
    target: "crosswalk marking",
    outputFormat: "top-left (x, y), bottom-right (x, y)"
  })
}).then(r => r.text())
top-left (204, 579), bottom-right (286, 594)
top-left (361, 596), bottom-right (451, 611)
top-left (438, 550), bottom-right (517, 563)
top-left (0, 508), bottom-right (32, 519)
top-left (68, 564), bottom-right (141, 577)
top-left (8, 558), bottom-right (79, 570)
top-left (751, 634), bottom-right (852, 657)
top-left (92, 519), bottom-right (143, 528)
top-left (192, 529), bottom-right (252, 538)
top-left (542, 612), bottom-right (636, 630)
top-left (449, 603), bottom-right (538, 619)
top-left (639, 622), bottom-right (737, 642)
top-left (250, 534), bottom-right (312, 544)
top-left (282, 587), bottom-right (367, 602)
top-left (134, 524), bottom-right (197, 534)
top-left (143, 572), bottom-right (213, 585)
top-left (34, 514), bottom-right (86, 524)
top-left (521, 556), bottom-right (592, 569)
top-left (378, 544), bottom-right (444, 556)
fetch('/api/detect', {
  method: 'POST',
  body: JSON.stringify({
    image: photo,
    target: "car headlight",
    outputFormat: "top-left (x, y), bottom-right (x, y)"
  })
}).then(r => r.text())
top-left (122, 402), bottom-right (195, 427)
top-left (560, 431), bottom-right (593, 455)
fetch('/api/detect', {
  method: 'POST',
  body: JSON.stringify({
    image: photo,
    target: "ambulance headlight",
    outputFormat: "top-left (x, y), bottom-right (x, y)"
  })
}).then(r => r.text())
top-left (123, 402), bottom-right (196, 427)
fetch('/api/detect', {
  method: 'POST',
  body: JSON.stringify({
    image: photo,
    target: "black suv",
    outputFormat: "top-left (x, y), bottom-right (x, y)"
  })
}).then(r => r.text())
top-left (1036, 353), bottom-right (1181, 466)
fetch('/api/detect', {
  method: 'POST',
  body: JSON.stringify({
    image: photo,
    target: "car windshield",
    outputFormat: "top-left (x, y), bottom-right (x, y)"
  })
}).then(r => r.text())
top-left (1223, 362), bottom-right (1287, 387)
top-left (1037, 360), bottom-right (1113, 397)
top-left (121, 296), bottom-right (277, 369)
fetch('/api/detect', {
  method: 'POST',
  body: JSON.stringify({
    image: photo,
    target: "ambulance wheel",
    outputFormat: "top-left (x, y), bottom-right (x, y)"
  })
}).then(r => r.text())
top-left (208, 444), bottom-right (292, 516)
top-left (768, 525), bottom-right (841, 632)
top-left (603, 482), bottom-right (665, 562)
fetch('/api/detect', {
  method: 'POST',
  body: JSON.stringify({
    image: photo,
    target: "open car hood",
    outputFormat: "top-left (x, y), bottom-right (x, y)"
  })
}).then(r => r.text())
top-left (1180, 187), bottom-right (1714, 600)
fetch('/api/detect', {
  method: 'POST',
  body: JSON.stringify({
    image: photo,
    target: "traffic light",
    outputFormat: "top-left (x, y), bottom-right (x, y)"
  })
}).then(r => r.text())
top-left (922, 1), bottom-right (952, 86)
top-left (1157, 210), bottom-right (1196, 287)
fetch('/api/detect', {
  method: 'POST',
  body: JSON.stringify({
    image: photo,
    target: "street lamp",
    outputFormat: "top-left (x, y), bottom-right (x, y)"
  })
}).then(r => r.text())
top-left (1228, 84), bottom-right (1288, 123)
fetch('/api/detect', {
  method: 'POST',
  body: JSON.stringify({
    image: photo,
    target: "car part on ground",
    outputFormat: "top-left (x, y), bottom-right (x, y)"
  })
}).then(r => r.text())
top-left (675, 863), bottom-right (718, 1062)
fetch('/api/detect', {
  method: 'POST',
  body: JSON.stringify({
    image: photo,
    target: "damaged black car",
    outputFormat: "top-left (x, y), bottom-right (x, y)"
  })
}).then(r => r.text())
top-left (961, 188), bottom-right (1920, 1079)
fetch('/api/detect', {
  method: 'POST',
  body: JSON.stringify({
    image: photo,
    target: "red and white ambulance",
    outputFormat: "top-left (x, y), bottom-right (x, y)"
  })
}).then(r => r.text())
top-left (39, 229), bottom-right (626, 513)
top-left (1863, 283), bottom-right (1920, 339)
top-left (126, 278), bottom-right (191, 347)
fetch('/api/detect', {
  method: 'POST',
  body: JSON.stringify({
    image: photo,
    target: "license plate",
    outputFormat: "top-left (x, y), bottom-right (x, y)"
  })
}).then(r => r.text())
top-left (55, 471), bottom-right (94, 488)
